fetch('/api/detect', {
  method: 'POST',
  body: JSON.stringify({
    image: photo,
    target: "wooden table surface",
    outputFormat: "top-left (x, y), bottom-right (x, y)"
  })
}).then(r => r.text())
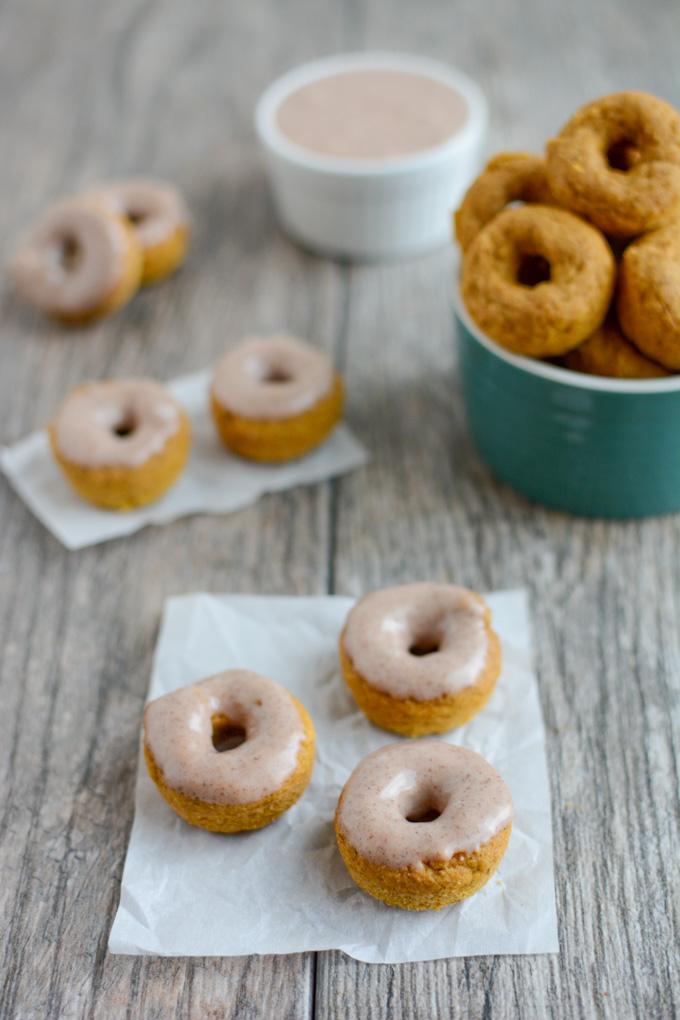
top-left (1, 1), bottom-right (679, 1017)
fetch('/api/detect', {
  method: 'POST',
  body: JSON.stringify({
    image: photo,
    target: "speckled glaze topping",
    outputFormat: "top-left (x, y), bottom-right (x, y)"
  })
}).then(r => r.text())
top-left (212, 335), bottom-right (335, 420)
top-left (343, 583), bottom-right (492, 701)
top-left (337, 741), bottom-right (512, 869)
top-left (52, 378), bottom-right (183, 468)
top-left (143, 669), bottom-right (307, 805)
top-left (8, 200), bottom-right (132, 315)
top-left (87, 178), bottom-right (190, 249)
top-left (276, 69), bottom-right (468, 160)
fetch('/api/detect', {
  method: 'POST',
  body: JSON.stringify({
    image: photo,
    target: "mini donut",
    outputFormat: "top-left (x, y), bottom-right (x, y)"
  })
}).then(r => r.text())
top-left (48, 378), bottom-right (191, 510)
top-left (617, 224), bottom-right (680, 371)
top-left (339, 583), bottom-right (501, 737)
top-left (546, 91), bottom-right (680, 236)
top-left (454, 152), bottom-right (554, 251)
top-left (85, 179), bottom-right (190, 285)
top-left (210, 335), bottom-right (344, 462)
top-left (461, 205), bottom-right (615, 357)
top-left (8, 199), bottom-right (142, 324)
top-left (335, 742), bottom-right (512, 911)
top-left (563, 316), bottom-right (669, 379)
top-left (144, 669), bottom-right (316, 832)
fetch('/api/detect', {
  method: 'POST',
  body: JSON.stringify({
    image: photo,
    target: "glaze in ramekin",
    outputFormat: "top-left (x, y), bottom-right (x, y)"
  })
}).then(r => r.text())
top-left (255, 52), bottom-right (487, 259)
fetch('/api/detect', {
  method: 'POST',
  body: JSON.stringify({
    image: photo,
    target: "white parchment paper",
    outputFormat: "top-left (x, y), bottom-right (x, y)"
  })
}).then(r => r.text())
top-left (0, 371), bottom-right (367, 550)
top-left (109, 589), bottom-right (558, 963)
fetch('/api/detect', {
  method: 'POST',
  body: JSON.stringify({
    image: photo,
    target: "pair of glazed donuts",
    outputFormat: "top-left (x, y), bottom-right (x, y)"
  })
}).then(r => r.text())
top-left (335, 583), bottom-right (510, 910)
top-left (48, 335), bottom-right (344, 510)
top-left (456, 91), bottom-right (680, 376)
top-left (8, 179), bottom-right (190, 324)
top-left (144, 583), bottom-right (512, 912)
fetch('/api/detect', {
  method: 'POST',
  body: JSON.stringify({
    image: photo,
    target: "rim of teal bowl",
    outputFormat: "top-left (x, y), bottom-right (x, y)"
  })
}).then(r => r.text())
top-left (453, 284), bottom-right (680, 395)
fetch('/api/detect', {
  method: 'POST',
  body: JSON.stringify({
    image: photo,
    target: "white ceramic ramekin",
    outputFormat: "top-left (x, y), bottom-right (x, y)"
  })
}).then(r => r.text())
top-left (255, 52), bottom-right (488, 259)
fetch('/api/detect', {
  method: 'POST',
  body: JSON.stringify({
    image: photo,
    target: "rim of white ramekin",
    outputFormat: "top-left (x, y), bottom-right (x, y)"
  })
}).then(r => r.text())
top-left (454, 284), bottom-right (680, 395)
top-left (255, 51), bottom-right (488, 178)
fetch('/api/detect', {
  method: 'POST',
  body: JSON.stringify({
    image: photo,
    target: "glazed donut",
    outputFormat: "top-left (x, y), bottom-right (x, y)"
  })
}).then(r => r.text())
top-left (461, 205), bottom-right (615, 357)
top-left (454, 152), bottom-right (554, 251)
top-left (8, 199), bottom-right (142, 323)
top-left (617, 224), bottom-right (680, 370)
top-left (144, 669), bottom-right (316, 832)
top-left (210, 335), bottom-right (344, 462)
top-left (49, 378), bottom-right (191, 510)
top-left (563, 316), bottom-right (669, 379)
top-left (339, 583), bottom-right (501, 737)
top-left (546, 91), bottom-right (680, 236)
top-left (335, 742), bottom-right (512, 910)
top-left (86, 178), bottom-right (190, 285)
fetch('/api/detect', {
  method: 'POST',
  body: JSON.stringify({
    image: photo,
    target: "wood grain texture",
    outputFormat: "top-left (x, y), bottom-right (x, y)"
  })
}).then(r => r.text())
top-left (0, 0), bottom-right (679, 1018)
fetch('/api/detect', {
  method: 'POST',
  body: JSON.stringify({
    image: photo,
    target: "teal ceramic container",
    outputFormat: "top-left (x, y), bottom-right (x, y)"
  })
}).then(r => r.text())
top-left (455, 292), bottom-right (680, 518)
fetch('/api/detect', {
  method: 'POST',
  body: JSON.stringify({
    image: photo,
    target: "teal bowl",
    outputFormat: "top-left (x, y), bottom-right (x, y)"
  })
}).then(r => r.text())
top-left (455, 291), bottom-right (680, 518)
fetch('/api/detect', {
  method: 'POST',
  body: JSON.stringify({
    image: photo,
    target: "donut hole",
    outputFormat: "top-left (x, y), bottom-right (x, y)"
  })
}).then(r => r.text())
top-left (402, 789), bottom-right (445, 824)
top-left (606, 137), bottom-right (642, 172)
top-left (406, 806), bottom-right (442, 824)
top-left (59, 235), bottom-right (83, 272)
top-left (409, 630), bottom-right (441, 657)
top-left (112, 412), bottom-right (137, 438)
top-left (211, 714), bottom-right (247, 752)
top-left (264, 365), bottom-right (293, 384)
top-left (125, 207), bottom-right (148, 226)
top-left (516, 252), bottom-right (551, 287)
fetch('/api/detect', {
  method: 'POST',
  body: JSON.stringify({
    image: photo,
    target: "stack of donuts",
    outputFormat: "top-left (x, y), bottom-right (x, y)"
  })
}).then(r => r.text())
top-left (143, 582), bottom-right (513, 912)
top-left (456, 91), bottom-right (680, 378)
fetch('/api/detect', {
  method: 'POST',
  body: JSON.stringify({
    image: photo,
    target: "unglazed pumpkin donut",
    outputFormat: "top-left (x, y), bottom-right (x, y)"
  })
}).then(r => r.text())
top-left (144, 669), bottom-right (316, 833)
top-left (339, 583), bottom-right (501, 737)
top-left (210, 335), bottom-right (344, 462)
top-left (563, 316), bottom-right (669, 379)
top-left (617, 224), bottom-right (680, 370)
top-left (86, 179), bottom-right (190, 285)
top-left (8, 200), bottom-right (142, 324)
top-left (454, 152), bottom-right (554, 251)
top-left (461, 205), bottom-right (615, 357)
top-left (335, 742), bottom-right (512, 911)
top-left (48, 378), bottom-right (191, 510)
top-left (546, 91), bottom-right (680, 236)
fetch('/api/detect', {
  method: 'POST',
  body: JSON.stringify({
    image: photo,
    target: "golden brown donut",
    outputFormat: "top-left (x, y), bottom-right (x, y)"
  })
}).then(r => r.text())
top-left (339, 583), bottom-right (501, 737)
top-left (563, 317), bottom-right (669, 379)
top-left (335, 742), bottom-right (512, 911)
top-left (617, 224), bottom-right (680, 370)
top-left (8, 200), bottom-right (142, 324)
top-left (461, 205), bottom-right (616, 357)
top-left (48, 378), bottom-right (191, 510)
top-left (546, 91), bottom-right (680, 236)
top-left (144, 670), bottom-right (316, 833)
top-left (85, 179), bottom-right (190, 285)
top-left (210, 335), bottom-right (344, 462)
top-left (454, 152), bottom-right (554, 251)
